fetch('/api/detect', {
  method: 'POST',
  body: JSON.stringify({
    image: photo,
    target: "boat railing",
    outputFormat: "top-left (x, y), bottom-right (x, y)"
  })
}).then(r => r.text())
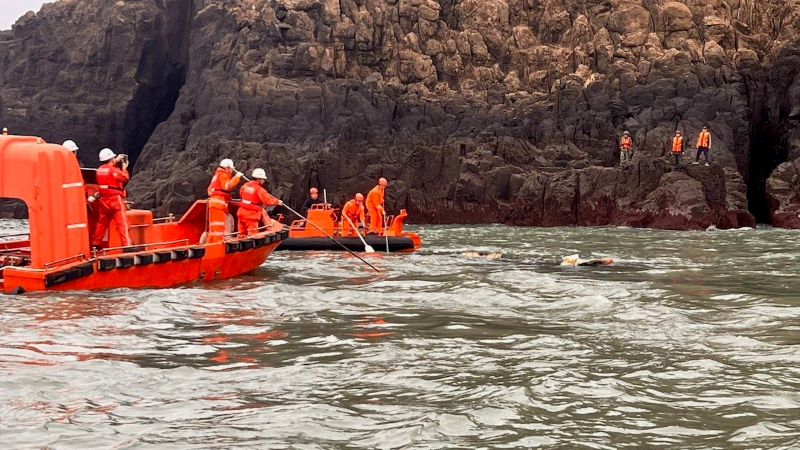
top-left (44, 253), bottom-right (88, 268)
top-left (127, 214), bottom-right (176, 229)
top-left (152, 214), bottom-right (176, 224)
top-left (0, 232), bottom-right (30, 242)
top-left (222, 223), bottom-right (276, 238)
top-left (99, 238), bottom-right (190, 254)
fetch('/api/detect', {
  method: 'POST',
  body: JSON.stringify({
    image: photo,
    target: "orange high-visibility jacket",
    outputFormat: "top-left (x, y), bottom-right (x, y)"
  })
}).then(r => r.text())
top-left (96, 162), bottom-right (130, 197)
top-left (620, 135), bottom-right (632, 150)
top-left (207, 168), bottom-right (241, 199)
top-left (672, 136), bottom-right (683, 154)
top-left (238, 180), bottom-right (280, 211)
top-left (696, 131), bottom-right (710, 148)
top-left (342, 199), bottom-right (366, 223)
top-left (366, 186), bottom-right (384, 211)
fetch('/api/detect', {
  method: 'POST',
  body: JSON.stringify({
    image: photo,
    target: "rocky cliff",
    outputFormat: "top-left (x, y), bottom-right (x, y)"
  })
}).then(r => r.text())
top-left (2, 0), bottom-right (800, 229)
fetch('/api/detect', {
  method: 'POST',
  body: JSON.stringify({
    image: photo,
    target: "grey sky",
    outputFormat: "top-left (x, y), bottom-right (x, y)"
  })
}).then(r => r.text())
top-left (1, 0), bottom-right (50, 30)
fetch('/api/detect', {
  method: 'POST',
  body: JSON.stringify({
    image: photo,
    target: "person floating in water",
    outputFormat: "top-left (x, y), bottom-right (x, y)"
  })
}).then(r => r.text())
top-left (561, 254), bottom-right (614, 266)
top-left (461, 251), bottom-right (503, 259)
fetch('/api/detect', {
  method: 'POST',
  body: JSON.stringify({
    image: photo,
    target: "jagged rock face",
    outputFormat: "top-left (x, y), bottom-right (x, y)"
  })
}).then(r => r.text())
top-left (0, 0), bottom-right (190, 166)
top-left (3, 0), bottom-right (800, 228)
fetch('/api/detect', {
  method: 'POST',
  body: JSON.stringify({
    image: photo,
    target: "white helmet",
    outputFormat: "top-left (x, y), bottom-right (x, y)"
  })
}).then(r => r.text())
top-left (99, 148), bottom-right (116, 162)
top-left (219, 158), bottom-right (235, 169)
top-left (252, 168), bottom-right (267, 179)
top-left (62, 140), bottom-right (79, 152)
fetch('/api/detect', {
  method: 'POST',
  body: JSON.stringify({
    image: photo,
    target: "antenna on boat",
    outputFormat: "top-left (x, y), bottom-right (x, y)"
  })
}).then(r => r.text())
top-left (323, 189), bottom-right (327, 204)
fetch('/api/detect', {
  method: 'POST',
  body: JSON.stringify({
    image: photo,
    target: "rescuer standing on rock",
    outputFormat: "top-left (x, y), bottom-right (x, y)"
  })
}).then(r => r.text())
top-left (366, 178), bottom-right (388, 234)
top-left (694, 125), bottom-right (711, 166)
top-left (237, 168), bottom-right (282, 237)
top-left (341, 193), bottom-right (366, 236)
top-left (91, 148), bottom-right (130, 250)
top-left (301, 187), bottom-right (321, 217)
top-left (619, 131), bottom-right (632, 164)
top-left (671, 130), bottom-right (685, 169)
top-left (206, 159), bottom-right (243, 243)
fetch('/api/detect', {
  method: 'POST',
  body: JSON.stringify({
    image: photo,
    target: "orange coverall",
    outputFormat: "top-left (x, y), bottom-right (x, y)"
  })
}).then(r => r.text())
top-left (91, 162), bottom-right (130, 247)
top-left (341, 199), bottom-right (366, 236)
top-left (366, 185), bottom-right (385, 233)
top-left (237, 180), bottom-right (280, 237)
top-left (207, 168), bottom-right (242, 243)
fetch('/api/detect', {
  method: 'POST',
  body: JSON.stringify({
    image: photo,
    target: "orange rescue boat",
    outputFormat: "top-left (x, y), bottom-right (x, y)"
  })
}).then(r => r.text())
top-left (278, 203), bottom-right (421, 252)
top-left (0, 135), bottom-right (287, 294)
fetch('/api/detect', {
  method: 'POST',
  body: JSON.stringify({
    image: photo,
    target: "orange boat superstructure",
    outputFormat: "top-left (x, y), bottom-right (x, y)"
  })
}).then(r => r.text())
top-left (278, 203), bottom-right (421, 252)
top-left (0, 135), bottom-right (287, 293)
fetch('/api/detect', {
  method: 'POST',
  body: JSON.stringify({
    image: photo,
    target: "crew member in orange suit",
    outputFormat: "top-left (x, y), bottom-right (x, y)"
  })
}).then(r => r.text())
top-left (91, 148), bottom-right (130, 250)
top-left (237, 168), bottom-right (282, 237)
top-left (341, 193), bottom-right (366, 236)
top-left (206, 158), bottom-right (243, 243)
top-left (366, 177), bottom-right (388, 234)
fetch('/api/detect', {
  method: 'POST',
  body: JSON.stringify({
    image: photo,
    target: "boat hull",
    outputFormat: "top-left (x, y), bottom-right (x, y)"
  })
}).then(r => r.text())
top-left (2, 231), bottom-right (288, 293)
top-left (277, 235), bottom-right (417, 252)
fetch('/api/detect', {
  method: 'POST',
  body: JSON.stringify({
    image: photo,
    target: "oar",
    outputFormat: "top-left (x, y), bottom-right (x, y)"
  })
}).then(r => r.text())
top-left (382, 210), bottom-right (389, 254)
top-left (344, 214), bottom-right (374, 253)
top-left (283, 204), bottom-right (380, 273)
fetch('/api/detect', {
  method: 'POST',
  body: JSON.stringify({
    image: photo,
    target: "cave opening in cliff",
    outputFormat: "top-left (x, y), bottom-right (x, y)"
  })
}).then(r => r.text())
top-left (747, 109), bottom-right (787, 224)
top-left (120, 0), bottom-right (193, 170)
top-left (120, 44), bottom-right (187, 169)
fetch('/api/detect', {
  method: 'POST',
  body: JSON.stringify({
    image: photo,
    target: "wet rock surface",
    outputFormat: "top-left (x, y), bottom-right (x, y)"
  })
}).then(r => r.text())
top-left (3, 0), bottom-right (800, 229)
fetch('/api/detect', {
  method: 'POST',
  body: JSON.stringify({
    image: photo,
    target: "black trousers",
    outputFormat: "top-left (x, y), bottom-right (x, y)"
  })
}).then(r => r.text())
top-left (695, 147), bottom-right (709, 162)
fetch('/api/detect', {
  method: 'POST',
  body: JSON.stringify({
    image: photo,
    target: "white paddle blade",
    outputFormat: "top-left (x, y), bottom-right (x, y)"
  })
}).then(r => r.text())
top-left (364, 244), bottom-right (375, 253)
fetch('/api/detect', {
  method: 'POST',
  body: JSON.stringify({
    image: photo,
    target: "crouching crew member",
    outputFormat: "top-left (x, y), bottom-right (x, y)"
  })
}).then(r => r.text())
top-left (91, 148), bottom-right (130, 250)
top-left (237, 168), bottom-right (282, 237)
top-left (341, 193), bottom-right (366, 236)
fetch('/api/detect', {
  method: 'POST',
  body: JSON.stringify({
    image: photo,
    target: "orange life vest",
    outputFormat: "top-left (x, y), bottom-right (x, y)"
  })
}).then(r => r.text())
top-left (672, 136), bottom-right (683, 154)
top-left (343, 199), bottom-right (364, 220)
top-left (697, 131), bottom-right (710, 148)
top-left (207, 168), bottom-right (235, 199)
top-left (239, 181), bottom-right (265, 211)
top-left (96, 162), bottom-right (129, 197)
top-left (620, 135), bottom-right (632, 150)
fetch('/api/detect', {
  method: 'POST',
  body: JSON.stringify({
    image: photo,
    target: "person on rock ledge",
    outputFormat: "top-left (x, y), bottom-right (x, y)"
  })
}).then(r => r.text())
top-left (694, 125), bottom-right (711, 166)
top-left (619, 131), bottom-right (633, 164)
top-left (670, 130), bottom-right (685, 169)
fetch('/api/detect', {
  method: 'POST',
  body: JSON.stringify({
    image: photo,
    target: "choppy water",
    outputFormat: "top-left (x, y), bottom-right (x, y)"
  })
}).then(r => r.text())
top-left (2, 223), bottom-right (800, 449)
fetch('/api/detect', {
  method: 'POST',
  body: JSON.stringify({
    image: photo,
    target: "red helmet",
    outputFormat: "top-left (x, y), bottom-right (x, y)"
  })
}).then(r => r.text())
top-left (355, 193), bottom-right (364, 201)
top-left (310, 187), bottom-right (318, 194)
top-left (378, 177), bottom-right (388, 186)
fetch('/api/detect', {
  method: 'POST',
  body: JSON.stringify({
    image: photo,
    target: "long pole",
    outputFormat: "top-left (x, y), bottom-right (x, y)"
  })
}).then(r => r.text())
top-left (282, 204), bottom-right (380, 273)
top-left (344, 214), bottom-right (375, 253)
